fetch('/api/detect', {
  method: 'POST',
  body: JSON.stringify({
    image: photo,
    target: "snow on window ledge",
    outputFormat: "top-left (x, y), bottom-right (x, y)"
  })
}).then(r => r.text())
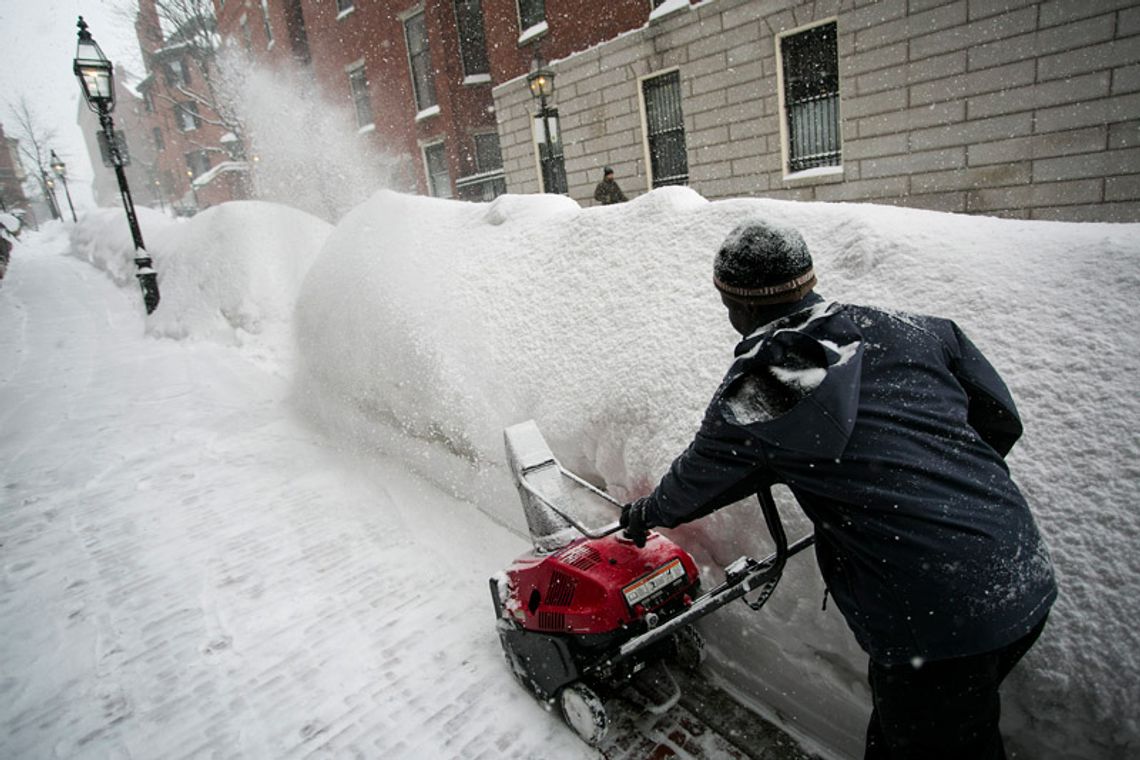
top-left (649, 0), bottom-right (691, 22)
top-left (357, 123), bottom-right (376, 135)
top-left (517, 21), bottom-right (548, 46)
top-left (782, 164), bottom-right (844, 186)
top-left (415, 105), bottom-right (441, 122)
top-left (336, 8), bottom-right (354, 21)
top-left (191, 160), bottom-right (249, 188)
top-left (462, 73), bottom-right (492, 86)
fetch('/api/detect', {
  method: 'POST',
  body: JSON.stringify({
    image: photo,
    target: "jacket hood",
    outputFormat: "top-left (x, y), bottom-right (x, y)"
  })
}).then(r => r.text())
top-left (719, 301), bottom-right (864, 457)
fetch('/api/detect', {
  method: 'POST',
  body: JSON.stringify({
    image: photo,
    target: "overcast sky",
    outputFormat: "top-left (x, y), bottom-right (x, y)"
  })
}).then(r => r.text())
top-left (1, 0), bottom-right (144, 206)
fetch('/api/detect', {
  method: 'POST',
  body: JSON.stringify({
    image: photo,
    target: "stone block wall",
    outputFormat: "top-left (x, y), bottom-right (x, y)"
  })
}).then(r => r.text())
top-left (492, 0), bottom-right (1140, 221)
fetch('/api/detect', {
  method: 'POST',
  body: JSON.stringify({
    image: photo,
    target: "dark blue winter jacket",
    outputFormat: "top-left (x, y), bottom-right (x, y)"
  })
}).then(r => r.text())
top-left (641, 294), bottom-right (1057, 665)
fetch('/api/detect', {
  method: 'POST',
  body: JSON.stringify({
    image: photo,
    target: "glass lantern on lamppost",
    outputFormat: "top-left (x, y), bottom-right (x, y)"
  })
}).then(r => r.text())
top-left (50, 150), bottom-right (78, 222)
top-left (527, 52), bottom-right (566, 194)
top-left (73, 16), bottom-right (159, 313)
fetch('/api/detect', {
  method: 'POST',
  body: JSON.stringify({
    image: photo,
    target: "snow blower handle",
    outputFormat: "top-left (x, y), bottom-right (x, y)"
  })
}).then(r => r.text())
top-left (515, 464), bottom-right (624, 539)
top-left (603, 484), bottom-right (815, 668)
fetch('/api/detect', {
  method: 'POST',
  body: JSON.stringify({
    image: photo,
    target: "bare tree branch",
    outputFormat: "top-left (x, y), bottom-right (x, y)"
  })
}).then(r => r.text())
top-left (3, 96), bottom-right (60, 205)
top-left (129, 0), bottom-right (246, 146)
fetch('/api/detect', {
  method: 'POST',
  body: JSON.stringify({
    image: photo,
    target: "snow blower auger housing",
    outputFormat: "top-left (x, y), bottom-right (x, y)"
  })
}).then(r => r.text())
top-left (491, 420), bottom-right (815, 746)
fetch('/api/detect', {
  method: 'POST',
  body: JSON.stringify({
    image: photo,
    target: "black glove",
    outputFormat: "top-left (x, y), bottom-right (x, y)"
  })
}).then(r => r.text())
top-left (620, 497), bottom-right (652, 548)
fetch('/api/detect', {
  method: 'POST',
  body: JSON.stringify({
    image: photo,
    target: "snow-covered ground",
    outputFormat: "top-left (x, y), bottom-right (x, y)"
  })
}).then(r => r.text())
top-left (3, 189), bottom-right (1139, 760)
top-left (0, 224), bottom-right (599, 758)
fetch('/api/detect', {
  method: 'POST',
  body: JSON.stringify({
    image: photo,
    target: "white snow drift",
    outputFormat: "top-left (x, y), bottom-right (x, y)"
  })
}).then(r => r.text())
top-left (69, 189), bottom-right (1140, 760)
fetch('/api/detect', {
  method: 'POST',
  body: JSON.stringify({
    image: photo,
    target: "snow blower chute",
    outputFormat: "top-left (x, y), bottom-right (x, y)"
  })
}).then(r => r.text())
top-left (490, 420), bottom-right (815, 745)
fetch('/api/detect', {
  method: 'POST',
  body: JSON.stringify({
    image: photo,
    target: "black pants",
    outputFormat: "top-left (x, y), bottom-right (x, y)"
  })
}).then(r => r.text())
top-left (864, 617), bottom-right (1047, 760)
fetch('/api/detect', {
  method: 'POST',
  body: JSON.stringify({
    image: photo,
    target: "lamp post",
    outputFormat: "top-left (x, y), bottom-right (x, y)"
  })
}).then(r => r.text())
top-left (527, 52), bottom-right (565, 194)
top-left (50, 150), bottom-right (78, 222)
top-left (152, 176), bottom-right (165, 213)
top-left (41, 170), bottom-right (61, 220)
top-left (186, 169), bottom-right (200, 211)
top-left (73, 16), bottom-right (159, 313)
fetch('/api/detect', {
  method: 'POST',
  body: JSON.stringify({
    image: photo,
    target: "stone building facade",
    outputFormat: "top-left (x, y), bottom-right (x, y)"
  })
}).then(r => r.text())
top-left (492, 0), bottom-right (1140, 221)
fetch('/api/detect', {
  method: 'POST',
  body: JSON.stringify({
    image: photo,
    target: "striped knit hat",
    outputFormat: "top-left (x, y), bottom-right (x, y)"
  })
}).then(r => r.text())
top-left (713, 220), bottom-right (816, 304)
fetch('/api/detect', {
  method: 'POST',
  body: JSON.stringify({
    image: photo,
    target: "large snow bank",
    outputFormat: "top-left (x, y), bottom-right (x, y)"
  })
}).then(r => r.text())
top-left (69, 206), bottom-right (177, 287)
top-left (70, 202), bottom-right (332, 360)
top-left (295, 188), bottom-right (1140, 760)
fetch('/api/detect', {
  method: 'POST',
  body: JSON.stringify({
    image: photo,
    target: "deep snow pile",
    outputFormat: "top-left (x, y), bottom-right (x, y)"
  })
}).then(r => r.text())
top-left (68, 206), bottom-right (177, 287)
top-left (70, 202), bottom-right (332, 362)
top-left (294, 188), bottom-right (1140, 760)
top-left (66, 189), bottom-right (1140, 759)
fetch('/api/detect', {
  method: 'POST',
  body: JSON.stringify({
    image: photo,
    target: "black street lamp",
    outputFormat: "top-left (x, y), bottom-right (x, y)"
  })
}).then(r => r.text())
top-left (41, 170), bottom-right (61, 220)
top-left (73, 16), bottom-right (159, 313)
top-left (527, 51), bottom-right (566, 194)
top-left (50, 150), bottom-right (78, 222)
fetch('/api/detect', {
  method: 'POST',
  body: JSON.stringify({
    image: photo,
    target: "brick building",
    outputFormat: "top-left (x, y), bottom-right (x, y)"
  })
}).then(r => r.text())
top-left (206, 0), bottom-right (674, 204)
top-left (219, 0), bottom-right (508, 201)
top-left (0, 123), bottom-right (29, 214)
top-left (134, 0), bottom-right (252, 213)
top-left (125, 0), bottom-right (1138, 222)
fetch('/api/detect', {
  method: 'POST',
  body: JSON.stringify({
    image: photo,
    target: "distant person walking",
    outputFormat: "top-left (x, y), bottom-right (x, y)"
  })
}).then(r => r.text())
top-left (593, 167), bottom-right (627, 205)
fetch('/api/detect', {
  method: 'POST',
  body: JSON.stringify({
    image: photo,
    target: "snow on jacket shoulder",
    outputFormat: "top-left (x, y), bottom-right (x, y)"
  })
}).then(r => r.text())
top-left (643, 296), bottom-right (1057, 664)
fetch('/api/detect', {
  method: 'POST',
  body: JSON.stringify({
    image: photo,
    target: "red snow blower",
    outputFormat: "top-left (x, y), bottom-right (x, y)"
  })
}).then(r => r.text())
top-left (490, 420), bottom-right (814, 745)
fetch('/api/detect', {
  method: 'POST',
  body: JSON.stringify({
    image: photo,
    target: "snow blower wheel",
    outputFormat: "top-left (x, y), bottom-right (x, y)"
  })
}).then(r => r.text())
top-left (669, 625), bottom-right (706, 671)
top-left (558, 682), bottom-right (608, 745)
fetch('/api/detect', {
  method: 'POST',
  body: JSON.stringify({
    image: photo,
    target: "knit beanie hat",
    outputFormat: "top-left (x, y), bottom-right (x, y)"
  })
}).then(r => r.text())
top-left (713, 220), bottom-right (816, 304)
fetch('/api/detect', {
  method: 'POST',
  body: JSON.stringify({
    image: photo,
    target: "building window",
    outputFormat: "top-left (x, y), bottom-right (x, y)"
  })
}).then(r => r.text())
top-left (284, 0), bottom-right (311, 64)
top-left (347, 63), bottom-right (373, 128)
top-left (153, 127), bottom-right (165, 153)
top-left (779, 21), bottom-right (841, 173)
top-left (336, 0), bottom-right (355, 15)
top-left (641, 70), bottom-right (688, 187)
top-left (454, 0), bottom-right (489, 78)
top-left (240, 16), bottom-right (252, 51)
top-left (456, 133), bottom-right (505, 201)
top-left (177, 101), bottom-right (201, 132)
top-left (518, 0), bottom-right (545, 31)
top-left (260, 0), bottom-right (274, 45)
top-left (424, 142), bottom-right (452, 198)
top-left (185, 149), bottom-right (211, 179)
top-left (165, 58), bottom-right (190, 87)
top-left (405, 11), bottom-right (438, 113)
top-left (473, 133), bottom-right (502, 173)
top-left (143, 87), bottom-right (155, 113)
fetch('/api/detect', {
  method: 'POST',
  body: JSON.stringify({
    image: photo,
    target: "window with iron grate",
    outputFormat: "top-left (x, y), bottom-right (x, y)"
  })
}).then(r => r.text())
top-left (780, 21), bottom-right (842, 173)
top-left (642, 70), bottom-right (688, 188)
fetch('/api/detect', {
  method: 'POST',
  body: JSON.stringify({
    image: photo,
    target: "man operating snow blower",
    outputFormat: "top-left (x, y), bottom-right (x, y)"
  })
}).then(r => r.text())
top-left (620, 220), bottom-right (1057, 760)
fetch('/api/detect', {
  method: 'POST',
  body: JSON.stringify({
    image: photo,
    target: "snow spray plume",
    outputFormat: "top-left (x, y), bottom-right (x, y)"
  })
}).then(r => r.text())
top-left (213, 45), bottom-right (402, 222)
